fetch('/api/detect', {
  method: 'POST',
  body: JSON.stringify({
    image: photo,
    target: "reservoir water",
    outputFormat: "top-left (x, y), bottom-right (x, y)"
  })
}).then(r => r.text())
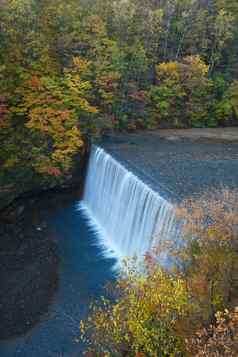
top-left (0, 193), bottom-right (116, 357)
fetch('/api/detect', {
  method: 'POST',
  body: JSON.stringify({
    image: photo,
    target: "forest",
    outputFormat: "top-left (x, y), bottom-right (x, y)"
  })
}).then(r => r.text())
top-left (1, 0), bottom-right (238, 184)
top-left (1, 1), bottom-right (238, 356)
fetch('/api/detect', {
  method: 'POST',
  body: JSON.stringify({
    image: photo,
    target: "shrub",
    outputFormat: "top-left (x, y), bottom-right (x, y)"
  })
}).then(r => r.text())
top-left (188, 307), bottom-right (238, 356)
top-left (80, 189), bottom-right (238, 356)
top-left (80, 261), bottom-right (191, 356)
top-left (176, 189), bottom-right (238, 324)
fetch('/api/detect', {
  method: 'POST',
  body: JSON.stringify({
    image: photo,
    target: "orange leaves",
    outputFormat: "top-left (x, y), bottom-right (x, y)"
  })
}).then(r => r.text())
top-left (10, 60), bottom-right (98, 175)
top-left (27, 107), bottom-right (75, 137)
top-left (27, 75), bottom-right (43, 90)
top-left (189, 307), bottom-right (238, 356)
top-left (26, 104), bottom-right (83, 169)
top-left (175, 189), bottom-right (238, 325)
top-left (96, 72), bottom-right (120, 107)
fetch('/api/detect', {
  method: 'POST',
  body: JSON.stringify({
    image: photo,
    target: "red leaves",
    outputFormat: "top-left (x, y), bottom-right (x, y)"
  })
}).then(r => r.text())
top-left (129, 91), bottom-right (146, 102)
top-left (47, 166), bottom-right (62, 177)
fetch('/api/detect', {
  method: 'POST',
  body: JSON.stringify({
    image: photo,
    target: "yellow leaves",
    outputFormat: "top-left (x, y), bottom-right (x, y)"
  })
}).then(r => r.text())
top-left (10, 61), bottom-right (99, 175)
top-left (26, 106), bottom-right (83, 167)
top-left (184, 55), bottom-right (209, 76)
top-left (151, 55), bottom-right (211, 127)
top-left (3, 157), bottom-right (19, 169)
top-left (157, 61), bottom-right (180, 80)
top-left (64, 74), bottom-right (91, 92)
top-left (72, 57), bottom-right (92, 74)
top-left (85, 15), bottom-right (106, 36)
top-left (156, 56), bottom-right (209, 83)
top-left (80, 264), bottom-right (191, 356)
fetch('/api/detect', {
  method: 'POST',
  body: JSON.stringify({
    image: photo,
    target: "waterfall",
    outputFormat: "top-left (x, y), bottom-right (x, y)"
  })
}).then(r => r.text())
top-left (79, 146), bottom-right (177, 262)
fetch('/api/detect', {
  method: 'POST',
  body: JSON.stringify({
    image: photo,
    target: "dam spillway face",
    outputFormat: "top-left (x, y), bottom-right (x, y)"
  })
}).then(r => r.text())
top-left (79, 146), bottom-right (176, 263)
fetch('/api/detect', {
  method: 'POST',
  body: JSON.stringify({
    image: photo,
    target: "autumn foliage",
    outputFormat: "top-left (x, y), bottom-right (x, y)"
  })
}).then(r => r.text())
top-left (80, 189), bottom-right (238, 356)
top-left (189, 308), bottom-right (238, 356)
top-left (1, 0), bottom-right (238, 182)
top-left (11, 58), bottom-right (99, 175)
top-left (176, 190), bottom-right (238, 323)
top-left (80, 262), bottom-right (191, 356)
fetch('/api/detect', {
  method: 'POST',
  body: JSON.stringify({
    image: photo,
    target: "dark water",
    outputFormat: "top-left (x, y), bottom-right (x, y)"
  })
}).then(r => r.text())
top-left (0, 193), bottom-right (116, 357)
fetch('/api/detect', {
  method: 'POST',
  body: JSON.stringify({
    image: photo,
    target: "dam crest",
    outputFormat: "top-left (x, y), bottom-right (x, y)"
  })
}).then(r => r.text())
top-left (79, 146), bottom-right (176, 264)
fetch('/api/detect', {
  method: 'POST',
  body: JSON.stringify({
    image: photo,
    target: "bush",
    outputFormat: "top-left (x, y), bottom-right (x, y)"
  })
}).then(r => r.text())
top-left (80, 260), bottom-right (191, 356)
top-left (80, 189), bottom-right (238, 356)
top-left (176, 189), bottom-right (238, 324)
top-left (188, 307), bottom-right (238, 356)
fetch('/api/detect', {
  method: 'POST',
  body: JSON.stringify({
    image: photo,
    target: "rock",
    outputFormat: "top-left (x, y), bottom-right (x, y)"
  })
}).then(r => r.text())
top-left (167, 135), bottom-right (180, 141)
top-left (0, 234), bottom-right (59, 340)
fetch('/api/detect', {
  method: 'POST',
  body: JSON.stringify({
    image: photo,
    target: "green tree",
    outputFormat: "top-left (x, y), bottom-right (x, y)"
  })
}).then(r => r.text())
top-left (147, 56), bottom-right (212, 128)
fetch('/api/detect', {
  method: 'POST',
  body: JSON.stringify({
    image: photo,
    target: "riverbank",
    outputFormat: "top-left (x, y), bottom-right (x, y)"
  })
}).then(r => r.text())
top-left (0, 189), bottom-right (84, 341)
top-left (0, 194), bottom-right (62, 340)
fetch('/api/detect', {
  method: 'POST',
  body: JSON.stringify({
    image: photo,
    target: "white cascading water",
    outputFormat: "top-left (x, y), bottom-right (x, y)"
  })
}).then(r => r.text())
top-left (79, 146), bottom-right (177, 262)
